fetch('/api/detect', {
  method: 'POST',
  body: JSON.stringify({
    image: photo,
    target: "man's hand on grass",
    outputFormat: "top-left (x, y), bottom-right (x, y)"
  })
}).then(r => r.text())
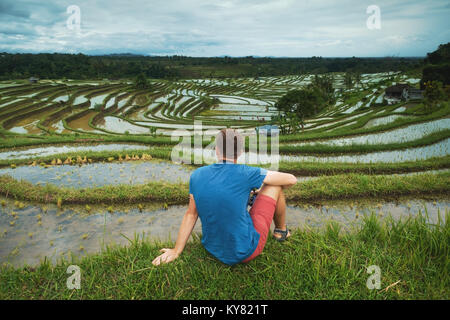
top-left (152, 248), bottom-right (179, 266)
top-left (152, 195), bottom-right (197, 266)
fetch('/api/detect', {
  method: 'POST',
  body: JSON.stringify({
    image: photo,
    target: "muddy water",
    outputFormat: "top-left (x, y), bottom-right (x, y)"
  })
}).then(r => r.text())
top-left (0, 198), bottom-right (447, 267)
top-left (363, 115), bottom-right (412, 128)
top-left (282, 139), bottom-right (450, 163)
top-left (0, 160), bottom-right (192, 187)
top-left (286, 199), bottom-right (448, 231)
top-left (193, 139), bottom-right (450, 163)
top-left (288, 118), bottom-right (450, 146)
top-left (0, 143), bottom-right (151, 160)
top-left (2, 160), bottom-right (446, 188)
top-left (96, 116), bottom-right (152, 134)
top-left (66, 111), bottom-right (101, 132)
top-left (9, 120), bottom-right (42, 134)
top-left (7, 108), bottom-right (58, 134)
top-left (0, 200), bottom-right (198, 267)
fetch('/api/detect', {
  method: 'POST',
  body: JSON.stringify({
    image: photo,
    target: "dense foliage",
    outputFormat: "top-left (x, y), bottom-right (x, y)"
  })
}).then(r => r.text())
top-left (424, 42), bottom-right (450, 65)
top-left (421, 42), bottom-right (450, 88)
top-left (0, 52), bottom-right (422, 80)
top-left (423, 80), bottom-right (446, 107)
top-left (134, 72), bottom-right (150, 89)
top-left (273, 75), bottom-right (336, 133)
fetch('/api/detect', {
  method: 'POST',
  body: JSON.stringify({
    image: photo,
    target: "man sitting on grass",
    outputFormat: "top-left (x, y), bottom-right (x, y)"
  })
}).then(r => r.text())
top-left (152, 128), bottom-right (297, 266)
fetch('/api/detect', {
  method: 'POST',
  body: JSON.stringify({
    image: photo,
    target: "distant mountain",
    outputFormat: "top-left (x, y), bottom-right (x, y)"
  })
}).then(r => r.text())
top-left (102, 53), bottom-right (147, 57)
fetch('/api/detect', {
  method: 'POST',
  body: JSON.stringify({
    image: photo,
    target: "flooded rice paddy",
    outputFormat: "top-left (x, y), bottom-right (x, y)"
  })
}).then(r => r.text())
top-left (283, 139), bottom-right (449, 163)
top-left (190, 138), bottom-right (449, 163)
top-left (96, 117), bottom-right (153, 134)
top-left (0, 143), bottom-right (150, 160)
top-left (288, 118), bottom-right (450, 146)
top-left (0, 160), bottom-right (192, 187)
top-left (0, 197), bottom-right (447, 267)
top-left (0, 73), bottom-right (449, 269)
top-left (363, 115), bottom-right (412, 128)
top-left (0, 73), bottom-right (438, 140)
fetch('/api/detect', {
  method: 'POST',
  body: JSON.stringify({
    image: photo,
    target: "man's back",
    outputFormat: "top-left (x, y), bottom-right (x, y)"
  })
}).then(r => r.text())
top-left (189, 162), bottom-right (267, 265)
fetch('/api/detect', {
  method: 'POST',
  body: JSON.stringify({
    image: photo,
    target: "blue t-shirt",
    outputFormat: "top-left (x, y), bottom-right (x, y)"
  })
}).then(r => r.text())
top-left (189, 162), bottom-right (267, 265)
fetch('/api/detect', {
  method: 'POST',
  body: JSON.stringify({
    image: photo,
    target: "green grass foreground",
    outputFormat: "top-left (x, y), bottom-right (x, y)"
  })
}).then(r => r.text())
top-left (0, 171), bottom-right (448, 205)
top-left (0, 212), bottom-right (448, 299)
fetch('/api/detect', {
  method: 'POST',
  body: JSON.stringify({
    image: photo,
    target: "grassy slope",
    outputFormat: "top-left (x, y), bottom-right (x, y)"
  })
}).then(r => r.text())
top-left (0, 212), bottom-right (448, 299)
top-left (0, 172), bottom-right (448, 205)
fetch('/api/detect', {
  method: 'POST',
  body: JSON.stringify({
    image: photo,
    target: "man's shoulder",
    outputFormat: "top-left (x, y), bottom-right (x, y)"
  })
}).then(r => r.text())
top-left (190, 163), bottom-right (264, 177)
top-left (239, 164), bottom-right (266, 174)
top-left (190, 164), bottom-right (214, 179)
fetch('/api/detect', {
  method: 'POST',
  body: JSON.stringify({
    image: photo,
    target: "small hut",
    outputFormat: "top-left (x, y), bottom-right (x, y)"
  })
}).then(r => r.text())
top-left (384, 83), bottom-right (423, 104)
top-left (28, 77), bottom-right (39, 84)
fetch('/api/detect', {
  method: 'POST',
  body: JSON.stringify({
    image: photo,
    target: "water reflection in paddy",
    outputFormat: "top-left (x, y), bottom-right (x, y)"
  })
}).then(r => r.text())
top-left (288, 118), bottom-right (450, 146)
top-left (0, 143), bottom-right (151, 160)
top-left (282, 139), bottom-right (449, 163)
top-left (363, 115), bottom-right (411, 128)
top-left (0, 198), bottom-right (447, 267)
top-left (96, 116), bottom-right (151, 134)
top-left (0, 160), bottom-right (192, 187)
top-left (194, 139), bottom-right (449, 163)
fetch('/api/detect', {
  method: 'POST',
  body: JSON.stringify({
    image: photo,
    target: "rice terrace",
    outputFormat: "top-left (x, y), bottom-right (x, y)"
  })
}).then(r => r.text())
top-left (0, 3), bottom-right (449, 302)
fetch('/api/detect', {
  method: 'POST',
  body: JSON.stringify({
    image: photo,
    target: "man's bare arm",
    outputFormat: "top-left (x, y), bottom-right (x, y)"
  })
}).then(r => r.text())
top-left (152, 194), bottom-right (198, 266)
top-left (263, 170), bottom-right (297, 188)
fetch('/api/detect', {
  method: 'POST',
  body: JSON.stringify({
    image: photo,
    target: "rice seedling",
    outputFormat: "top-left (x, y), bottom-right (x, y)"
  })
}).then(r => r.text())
top-left (0, 211), bottom-right (447, 300)
top-left (0, 73), bottom-right (448, 301)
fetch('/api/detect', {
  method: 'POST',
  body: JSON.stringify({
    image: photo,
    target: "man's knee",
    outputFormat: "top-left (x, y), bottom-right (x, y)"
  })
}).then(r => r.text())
top-left (258, 184), bottom-right (282, 201)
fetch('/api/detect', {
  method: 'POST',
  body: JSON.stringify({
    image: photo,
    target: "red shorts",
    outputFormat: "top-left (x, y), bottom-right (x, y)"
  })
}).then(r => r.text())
top-left (241, 194), bottom-right (277, 263)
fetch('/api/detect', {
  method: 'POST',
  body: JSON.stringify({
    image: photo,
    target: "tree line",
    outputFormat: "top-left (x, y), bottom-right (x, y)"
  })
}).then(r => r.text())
top-left (0, 52), bottom-right (422, 80)
top-left (421, 42), bottom-right (450, 89)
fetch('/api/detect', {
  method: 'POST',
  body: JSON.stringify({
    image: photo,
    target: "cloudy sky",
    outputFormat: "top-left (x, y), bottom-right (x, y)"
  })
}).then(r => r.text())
top-left (0, 0), bottom-right (449, 57)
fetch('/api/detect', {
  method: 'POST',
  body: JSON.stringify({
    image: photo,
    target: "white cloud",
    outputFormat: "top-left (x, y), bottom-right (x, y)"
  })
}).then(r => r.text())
top-left (0, 0), bottom-right (448, 56)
